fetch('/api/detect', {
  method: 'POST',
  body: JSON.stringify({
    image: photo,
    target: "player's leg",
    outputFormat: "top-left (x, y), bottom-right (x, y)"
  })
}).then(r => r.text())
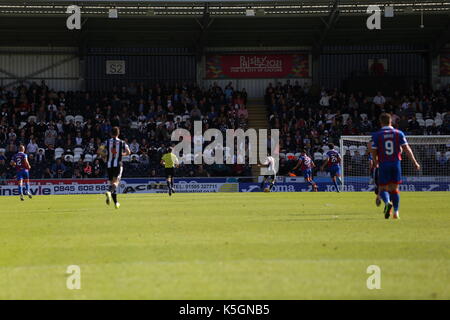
top-left (170, 169), bottom-right (175, 193)
top-left (374, 167), bottom-right (381, 207)
top-left (110, 167), bottom-right (122, 208)
top-left (389, 162), bottom-right (402, 219)
top-left (378, 163), bottom-right (393, 219)
top-left (24, 171), bottom-right (31, 198)
top-left (17, 176), bottom-right (24, 201)
top-left (268, 175), bottom-right (275, 191)
top-left (260, 175), bottom-right (268, 190)
top-left (166, 169), bottom-right (172, 196)
top-left (105, 169), bottom-right (113, 205)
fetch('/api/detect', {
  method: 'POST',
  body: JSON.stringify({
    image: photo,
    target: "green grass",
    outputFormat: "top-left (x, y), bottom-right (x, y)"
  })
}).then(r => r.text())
top-left (0, 192), bottom-right (449, 300)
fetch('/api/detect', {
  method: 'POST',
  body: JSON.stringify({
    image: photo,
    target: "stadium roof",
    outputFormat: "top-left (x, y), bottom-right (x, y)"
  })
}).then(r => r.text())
top-left (0, 0), bottom-right (448, 49)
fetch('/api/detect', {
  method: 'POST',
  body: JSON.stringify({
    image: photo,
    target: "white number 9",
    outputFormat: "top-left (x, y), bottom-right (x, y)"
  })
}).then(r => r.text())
top-left (385, 140), bottom-right (394, 155)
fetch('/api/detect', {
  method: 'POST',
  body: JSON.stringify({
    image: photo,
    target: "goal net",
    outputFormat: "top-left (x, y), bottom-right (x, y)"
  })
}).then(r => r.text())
top-left (339, 135), bottom-right (450, 192)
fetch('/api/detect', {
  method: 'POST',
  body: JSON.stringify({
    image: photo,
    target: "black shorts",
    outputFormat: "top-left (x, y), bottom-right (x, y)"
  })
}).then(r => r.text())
top-left (107, 166), bottom-right (123, 181)
top-left (165, 168), bottom-right (175, 178)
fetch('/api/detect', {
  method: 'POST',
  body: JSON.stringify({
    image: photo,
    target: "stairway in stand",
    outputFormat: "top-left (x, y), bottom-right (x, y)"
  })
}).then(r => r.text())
top-left (246, 98), bottom-right (269, 180)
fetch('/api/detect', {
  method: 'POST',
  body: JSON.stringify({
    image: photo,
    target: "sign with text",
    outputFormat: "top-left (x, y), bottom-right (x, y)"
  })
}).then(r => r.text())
top-left (106, 60), bottom-right (126, 75)
top-left (206, 54), bottom-right (309, 79)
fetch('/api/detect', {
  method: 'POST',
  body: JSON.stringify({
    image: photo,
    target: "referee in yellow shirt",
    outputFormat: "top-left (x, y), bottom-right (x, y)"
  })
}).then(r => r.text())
top-left (160, 146), bottom-right (179, 196)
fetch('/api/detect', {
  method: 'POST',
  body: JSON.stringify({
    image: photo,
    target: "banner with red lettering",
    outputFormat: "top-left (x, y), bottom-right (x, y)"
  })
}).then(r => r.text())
top-left (206, 54), bottom-right (309, 79)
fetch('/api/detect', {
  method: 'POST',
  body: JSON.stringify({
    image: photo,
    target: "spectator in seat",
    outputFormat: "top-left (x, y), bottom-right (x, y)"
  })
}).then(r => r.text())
top-left (51, 158), bottom-right (66, 178)
top-left (373, 91), bottom-right (386, 108)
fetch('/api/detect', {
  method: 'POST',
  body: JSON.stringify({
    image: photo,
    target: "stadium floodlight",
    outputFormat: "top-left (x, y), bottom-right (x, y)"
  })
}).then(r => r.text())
top-left (108, 8), bottom-right (118, 18)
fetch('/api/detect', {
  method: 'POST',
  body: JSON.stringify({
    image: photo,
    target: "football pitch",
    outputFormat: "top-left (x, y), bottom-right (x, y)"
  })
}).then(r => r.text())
top-left (0, 192), bottom-right (449, 300)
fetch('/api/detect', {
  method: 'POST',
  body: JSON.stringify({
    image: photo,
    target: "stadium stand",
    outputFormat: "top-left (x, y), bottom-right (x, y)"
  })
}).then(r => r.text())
top-left (0, 81), bottom-right (252, 179)
top-left (264, 81), bottom-right (450, 176)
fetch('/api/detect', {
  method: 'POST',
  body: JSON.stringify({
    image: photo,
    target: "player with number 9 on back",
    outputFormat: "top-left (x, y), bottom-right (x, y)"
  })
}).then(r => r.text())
top-left (371, 113), bottom-right (421, 220)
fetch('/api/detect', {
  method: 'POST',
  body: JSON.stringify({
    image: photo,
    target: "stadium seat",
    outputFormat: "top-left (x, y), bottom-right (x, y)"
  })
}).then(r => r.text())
top-left (65, 115), bottom-right (75, 123)
top-left (74, 115), bottom-right (84, 123)
top-left (322, 145), bottom-right (330, 153)
top-left (349, 145), bottom-right (358, 157)
top-left (314, 152), bottom-right (323, 161)
top-left (342, 146), bottom-right (349, 155)
top-left (130, 122), bottom-right (139, 129)
top-left (445, 151), bottom-right (450, 160)
top-left (360, 113), bottom-right (368, 120)
top-left (65, 154), bottom-right (74, 163)
top-left (84, 154), bottom-right (93, 163)
top-left (435, 118), bottom-right (443, 127)
top-left (54, 148), bottom-right (64, 159)
top-left (425, 119), bottom-right (434, 127)
top-left (182, 115), bottom-right (191, 122)
top-left (415, 113), bottom-right (423, 119)
top-left (279, 153), bottom-right (286, 159)
top-left (122, 155), bottom-right (130, 162)
top-left (417, 119), bottom-right (425, 127)
top-left (294, 152), bottom-right (301, 159)
top-left (19, 122), bottom-right (27, 129)
top-left (435, 113), bottom-right (443, 120)
top-left (286, 153), bottom-right (296, 160)
top-left (74, 147), bottom-right (83, 157)
top-left (358, 145), bottom-right (367, 155)
top-left (28, 115), bottom-right (37, 123)
top-left (436, 151), bottom-right (442, 160)
top-left (342, 113), bottom-right (350, 124)
top-left (0, 148), bottom-right (5, 154)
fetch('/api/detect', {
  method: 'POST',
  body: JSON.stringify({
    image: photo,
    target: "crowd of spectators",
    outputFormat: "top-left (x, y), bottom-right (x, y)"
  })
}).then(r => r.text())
top-left (265, 80), bottom-right (450, 176)
top-left (0, 80), bottom-right (251, 181)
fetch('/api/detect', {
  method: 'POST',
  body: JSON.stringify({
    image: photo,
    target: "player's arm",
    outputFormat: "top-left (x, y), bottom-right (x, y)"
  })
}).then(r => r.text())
top-left (292, 159), bottom-right (302, 171)
top-left (160, 155), bottom-right (165, 166)
top-left (122, 144), bottom-right (131, 156)
top-left (24, 158), bottom-right (31, 170)
top-left (401, 144), bottom-right (420, 170)
top-left (10, 159), bottom-right (16, 167)
top-left (311, 160), bottom-right (316, 168)
top-left (173, 154), bottom-right (180, 168)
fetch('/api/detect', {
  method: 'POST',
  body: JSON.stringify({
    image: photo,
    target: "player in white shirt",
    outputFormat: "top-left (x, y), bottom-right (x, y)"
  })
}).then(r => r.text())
top-left (259, 156), bottom-right (277, 192)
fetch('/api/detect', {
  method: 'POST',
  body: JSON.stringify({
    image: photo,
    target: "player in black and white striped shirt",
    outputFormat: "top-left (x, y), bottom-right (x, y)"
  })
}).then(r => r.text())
top-left (97, 126), bottom-right (131, 209)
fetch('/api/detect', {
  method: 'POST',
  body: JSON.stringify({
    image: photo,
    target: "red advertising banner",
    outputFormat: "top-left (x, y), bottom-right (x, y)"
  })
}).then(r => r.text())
top-left (206, 54), bottom-right (309, 79)
top-left (440, 53), bottom-right (450, 76)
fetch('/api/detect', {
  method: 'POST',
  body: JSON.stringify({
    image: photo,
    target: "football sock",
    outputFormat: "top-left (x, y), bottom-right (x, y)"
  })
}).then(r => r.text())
top-left (332, 179), bottom-right (339, 190)
top-left (18, 185), bottom-right (23, 195)
top-left (24, 183), bottom-right (29, 193)
top-left (390, 191), bottom-right (400, 211)
top-left (167, 180), bottom-right (171, 189)
top-left (269, 182), bottom-right (274, 190)
top-left (171, 179), bottom-right (174, 189)
top-left (336, 177), bottom-right (342, 186)
top-left (111, 192), bottom-right (117, 204)
top-left (380, 190), bottom-right (390, 204)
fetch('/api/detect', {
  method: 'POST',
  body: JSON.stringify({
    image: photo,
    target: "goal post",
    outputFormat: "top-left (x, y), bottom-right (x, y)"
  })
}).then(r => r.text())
top-left (339, 135), bottom-right (450, 192)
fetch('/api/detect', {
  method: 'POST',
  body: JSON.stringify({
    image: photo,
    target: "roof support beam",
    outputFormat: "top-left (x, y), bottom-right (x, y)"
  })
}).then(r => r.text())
top-left (195, 4), bottom-right (214, 60)
top-left (312, 0), bottom-right (340, 56)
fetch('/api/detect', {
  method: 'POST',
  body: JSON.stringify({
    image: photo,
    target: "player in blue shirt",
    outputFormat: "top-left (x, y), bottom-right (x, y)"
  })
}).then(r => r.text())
top-left (320, 144), bottom-right (342, 192)
top-left (10, 145), bottom-right (32, 201)
top-left (371, 113), bottom-right (420, 219)
top-left (292, 150), bottom-right (318, 192)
